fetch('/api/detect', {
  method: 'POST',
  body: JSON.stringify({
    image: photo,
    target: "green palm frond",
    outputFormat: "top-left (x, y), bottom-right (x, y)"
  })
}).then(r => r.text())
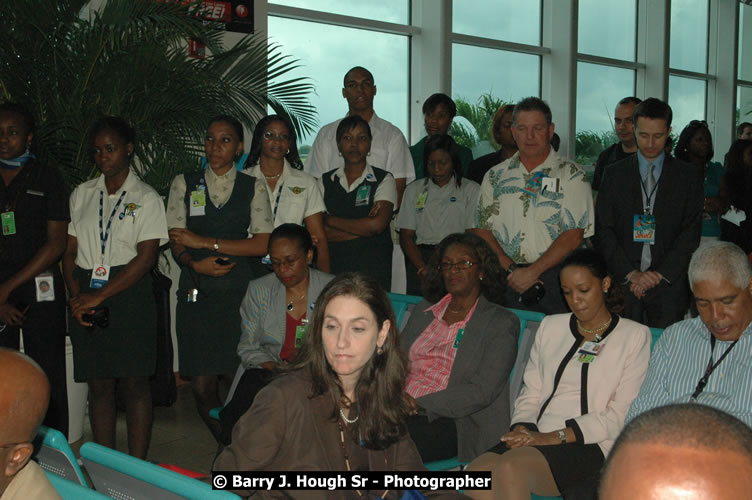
top-left (0, 0), bottom-right (317, 196)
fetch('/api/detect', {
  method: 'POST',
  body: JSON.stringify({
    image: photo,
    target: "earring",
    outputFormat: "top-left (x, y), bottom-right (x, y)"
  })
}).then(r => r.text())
top-left (603, 288), bottom-right (609, 293)
top-left (377, 346), bottom-right (383, 355)
top-left (479, 276), bottom-right (484, 281)
top-left (338, 151), bottom-right (343, 157)
top-left (286, 149), bottom-right (290, 154)
top-left (367, 151), bottom-right (371, 156)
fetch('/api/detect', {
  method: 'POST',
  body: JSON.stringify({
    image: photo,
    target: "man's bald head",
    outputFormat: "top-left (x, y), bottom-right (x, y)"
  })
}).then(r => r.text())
top-left (600, 404), bottom-right (752, 499)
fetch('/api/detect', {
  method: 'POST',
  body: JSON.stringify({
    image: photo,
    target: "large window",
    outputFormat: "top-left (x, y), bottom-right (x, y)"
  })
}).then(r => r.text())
top-left (739, 3), bottom-right (752, 130)
top-left (272, 0), bottom-right (408, 24)
top-left (668, 76), bottom-right (706, 138)
top-left (577, 0), bottom-right (636, 61)
top-left (267, 10), bottom-right (409, 152)
top-left (452, 0), bottom-right (541, 45)
top-left (669, 0), bottom-right (709, 74)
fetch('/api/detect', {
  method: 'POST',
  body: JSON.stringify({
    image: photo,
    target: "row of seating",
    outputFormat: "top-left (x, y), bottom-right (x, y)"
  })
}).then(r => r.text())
top-left (31, 426), bottom-right (238, 499)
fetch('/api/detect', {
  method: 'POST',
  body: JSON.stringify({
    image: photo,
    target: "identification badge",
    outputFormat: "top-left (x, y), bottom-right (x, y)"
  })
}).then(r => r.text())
top-left (541, 177), bottom-right (559, 194)
top-left (190, 190), bottom-right (206, 216)
top-left (633, 214), bottom-right (656, 244)
top-left (415, 191), bottom-right (428, 211)
top-left (187, 288), bottom-right (198, 303)
top-left (452, 328), bottom-right (465, 349)
top-left (1, 211), bottom-right (16, 235)
top-left (261, 254), bottom-right (272, 265)
top-left (523, 172), bottom-right (544, 196)
top-left (355, 185), bottom-right (371, 207)
top-left (577, 341), bottom-right (605, 364)
top-left (35, 273), bottom-right (55, 302)
top-left (90, 265), bottom-right (111, 289)
top-left (295, 321), bottom-right (308, 348)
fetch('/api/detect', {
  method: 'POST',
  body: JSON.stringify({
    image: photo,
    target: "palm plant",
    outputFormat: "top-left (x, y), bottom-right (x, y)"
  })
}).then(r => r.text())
top-left (450, 93), bottom-right (507, 150)
top-left (0, 0), bottom-right (317, 195)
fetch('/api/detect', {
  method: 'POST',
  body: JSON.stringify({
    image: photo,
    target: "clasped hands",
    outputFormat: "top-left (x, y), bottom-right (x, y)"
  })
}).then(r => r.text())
top-left (501, 425), bottom-right (561, 448)
top-left (507, 267), bottom-right (543, 295)
top-left (627, 270), bottom-right (663, 299)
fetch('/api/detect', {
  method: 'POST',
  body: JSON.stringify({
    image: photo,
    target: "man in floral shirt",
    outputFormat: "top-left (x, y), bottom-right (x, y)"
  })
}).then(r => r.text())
top-left (470, 97), bottom-right (594, 313)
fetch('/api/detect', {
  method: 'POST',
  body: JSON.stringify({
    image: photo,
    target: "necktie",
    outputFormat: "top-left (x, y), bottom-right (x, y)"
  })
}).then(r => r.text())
top-left (640, 163), bottom-right (655, 272)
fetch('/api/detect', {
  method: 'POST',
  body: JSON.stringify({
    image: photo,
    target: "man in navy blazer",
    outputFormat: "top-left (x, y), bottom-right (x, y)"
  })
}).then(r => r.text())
top-left (595, 98), bottom-right (703, 328)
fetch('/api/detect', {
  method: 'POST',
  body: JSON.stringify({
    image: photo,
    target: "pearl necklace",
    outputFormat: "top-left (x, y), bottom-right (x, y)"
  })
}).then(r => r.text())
top-left (339, 406), bottom-right (359, 424)
top-left (263, 171), bottom-right (282, 180)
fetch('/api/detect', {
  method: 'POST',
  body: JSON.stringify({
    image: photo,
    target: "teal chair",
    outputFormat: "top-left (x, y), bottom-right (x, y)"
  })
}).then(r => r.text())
top-left (387, 292), bottom-right (424, 328)
top-left (45, 471), bottom-right (110, 500)
top-left (80, 442), bottom-right (240, 499)
top-left (32, 425), bottom-right (88, 486)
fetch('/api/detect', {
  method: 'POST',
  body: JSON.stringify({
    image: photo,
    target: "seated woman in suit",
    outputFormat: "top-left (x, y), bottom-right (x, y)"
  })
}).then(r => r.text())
top-left (466, 248), bottom-right (651, 500)
top-left (218, 224), bottom-right (333, 444)
top-left (402, 232), bottom-right (519, 463)
top-left (214, 273), bottom-right (463, 499)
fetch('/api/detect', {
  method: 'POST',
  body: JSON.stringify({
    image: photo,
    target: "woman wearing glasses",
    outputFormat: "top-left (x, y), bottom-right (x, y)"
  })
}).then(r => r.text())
top-left (675, 120), bottom-right (726, 242)
top-left (400, 232), bottom-right (518, 463)
top-left (242, 115), bottom-right (330, 273)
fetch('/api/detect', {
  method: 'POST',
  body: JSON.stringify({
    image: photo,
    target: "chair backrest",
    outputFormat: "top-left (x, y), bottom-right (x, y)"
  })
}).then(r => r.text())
top-left (80, 442), bottom-right (240, 500)
top-left (506, 308), bottom-right (546, 413)
top-left (387, 292), bottom-right (424, 330)
top-left (650, 327), bottom-right (663, 349)
top-left (45, 470), bottom-right (110, 500)
top-left (32, 425), bottom-right (88, 486)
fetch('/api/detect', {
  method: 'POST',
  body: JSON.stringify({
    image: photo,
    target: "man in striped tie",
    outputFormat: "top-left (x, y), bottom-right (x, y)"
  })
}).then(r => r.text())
top-left (625, 241), bottom-right (752, 427)
top-left (595, 98), bottom-right (703, 328)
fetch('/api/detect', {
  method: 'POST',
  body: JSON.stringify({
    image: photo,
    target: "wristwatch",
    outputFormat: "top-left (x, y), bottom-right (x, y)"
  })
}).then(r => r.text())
top-left (213, 238), bottom-right (219, 251)
top-left (557, 429), bottom-right (567, 444)
top-left (507, 263), bottom-right (518, 273)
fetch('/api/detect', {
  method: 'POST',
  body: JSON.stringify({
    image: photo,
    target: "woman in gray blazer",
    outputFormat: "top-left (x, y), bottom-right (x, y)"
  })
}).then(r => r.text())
top-left (402, 233), bottom-right (519, 463)
top-left (219, 224), bottom-right (333, 443)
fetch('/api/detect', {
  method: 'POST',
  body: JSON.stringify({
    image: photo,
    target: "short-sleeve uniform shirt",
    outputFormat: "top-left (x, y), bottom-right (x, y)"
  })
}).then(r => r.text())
top-left (475, 151), bottom-right (594, 263)
top-left (69, 170), bottom-right (168, 269)
top-left (396, 177), bottom-right (480, 245)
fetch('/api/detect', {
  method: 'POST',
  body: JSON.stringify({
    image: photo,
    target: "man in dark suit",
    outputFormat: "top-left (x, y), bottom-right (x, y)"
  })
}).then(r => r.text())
top-left (595, 98), bottom-right (702, 328)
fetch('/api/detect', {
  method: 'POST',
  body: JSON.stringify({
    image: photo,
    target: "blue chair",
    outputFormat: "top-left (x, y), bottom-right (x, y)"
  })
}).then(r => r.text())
top-left (45, 470), bottom-right (110, 500)
top-left (80, 442), bottom-right (240, 499)
top-left (387, 292), bottom-right (424, 328)
top-left (32, 425), bottom-right (88, 486)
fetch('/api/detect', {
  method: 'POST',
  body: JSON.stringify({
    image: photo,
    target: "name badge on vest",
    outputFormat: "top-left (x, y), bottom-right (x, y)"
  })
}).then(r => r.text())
top-left (35, 272), bottom-right (55, 302)
top-left (577, 341), bottom-right (605, 363)
top-left (1, 211), bottom-right (16, 235)
top-left (633, 214), bottom-right (656, 244)
top-left (355, 185), bottom-right (371, 207)
top-left (90, 265), bottom-right (111, 289)
top-left (190, 190), bottom-right (206, 216)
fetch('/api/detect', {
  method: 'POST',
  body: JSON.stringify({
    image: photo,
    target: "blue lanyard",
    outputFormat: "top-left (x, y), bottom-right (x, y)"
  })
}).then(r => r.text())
top-left (99, 190), bottom-right (127, 262)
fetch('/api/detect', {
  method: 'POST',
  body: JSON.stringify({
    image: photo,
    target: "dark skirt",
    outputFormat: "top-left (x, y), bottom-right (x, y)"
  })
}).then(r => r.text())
top-left (407, 414), bottom-right (457, 463)
top-left (175, 285), bottom-right (244, 376)
top-left (69, 266), bottom-right (157, 381)
top-left (486, 440), bottom-right (604, 500)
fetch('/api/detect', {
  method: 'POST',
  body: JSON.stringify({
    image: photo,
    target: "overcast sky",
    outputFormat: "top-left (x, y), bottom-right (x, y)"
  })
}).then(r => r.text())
top-left (267, 0), bottom-right (739, 155)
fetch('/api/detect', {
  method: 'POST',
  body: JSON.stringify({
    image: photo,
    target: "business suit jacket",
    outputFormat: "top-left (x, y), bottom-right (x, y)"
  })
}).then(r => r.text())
top-left (214, 371), bottom-right (466, 499)
top-left (595, 154), bottom-right (702, 286)
top-left (401, 296), bottom-right (519, 462)
top-left (237, 268), bottom-right (334, 368)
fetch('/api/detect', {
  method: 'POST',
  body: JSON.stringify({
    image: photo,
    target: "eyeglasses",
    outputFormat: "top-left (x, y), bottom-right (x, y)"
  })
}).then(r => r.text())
top-left (438, 260), bottom-right (478, 272)
top-left (262, 131), bottom-right (290, 142)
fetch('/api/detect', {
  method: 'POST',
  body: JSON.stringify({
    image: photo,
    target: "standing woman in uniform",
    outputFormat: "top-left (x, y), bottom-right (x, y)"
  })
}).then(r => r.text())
top-left (242, 114), bottom-right (330, 273)
top-left (319, 115), bottom-right (396, 291)
top-left (64, 116), bottom-right (168, 458)
top-left (167, 115), bottom-right (273, 442)
top-left (0, 102), bottom-right (69, 435)
top-left (397, 134), bottom-right (480, 295)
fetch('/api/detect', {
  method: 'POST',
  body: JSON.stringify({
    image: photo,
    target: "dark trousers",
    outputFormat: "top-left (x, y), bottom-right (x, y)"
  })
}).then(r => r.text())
top-left (623, 277), bottom-right (690, 329)
top-left (503, 264), bottom-right (568, 315)
top-left (1, 277), bottom-right (69, 436)
top-left (404, 245), bottom-right (437, 297)
top-left (407, 414), bottom-right (458, 463)
top-left (219, 368), bottom-right (275, 445)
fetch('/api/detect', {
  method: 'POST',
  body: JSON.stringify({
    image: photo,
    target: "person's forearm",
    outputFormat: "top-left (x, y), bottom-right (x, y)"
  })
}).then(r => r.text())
top-left (183, 233), bottom-right (271, 257)
top-left (324, 225), bottom-right (358, 242)
top-left (399, 231), bottom-right (426, 271)
top-left (1, 221), bottom-right (67, 294)
top-left (529, 228), bottom-right (584, 277)
top-left (304, 213), bottom-right (330, 272)
top-left (327, 215), bottom-right (388, 237)
top-left (62, 238), bottom-right (80, 297)
top-left (95, 241), bottom-right (159, 302)
top-left (395, 177), bottom-right (406, 211)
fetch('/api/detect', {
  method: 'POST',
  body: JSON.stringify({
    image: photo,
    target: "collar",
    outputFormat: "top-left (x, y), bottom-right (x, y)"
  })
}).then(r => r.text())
top-left (698, 316), bottom-right (752, 344)
top-left (329, 163), bottom-right (377, 187)
top-left (637, 150), bottom-right (665, 180)
top-left (345, 111), bottom-right (380, 126)
top-left (516, 148), bottom-right (558, 174)
top-left (96, 168), bottom-right (135, 196)
top-left (246, 159), bottom-right (291, 182)
top-left (428, 293), bottom-right (479, 323)
top-left (206, 164), bottom-right (237, 184)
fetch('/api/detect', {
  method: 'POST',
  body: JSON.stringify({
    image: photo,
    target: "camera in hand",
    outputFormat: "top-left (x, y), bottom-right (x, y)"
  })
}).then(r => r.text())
top-left (519, 283), bottom-right (546, 306)
top-left (82, 306), bottom-right (109, 328)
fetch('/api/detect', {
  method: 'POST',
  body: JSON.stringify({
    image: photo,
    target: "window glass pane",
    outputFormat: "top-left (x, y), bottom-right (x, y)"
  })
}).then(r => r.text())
top-left (669, 0), bottom-right (708, 73)
top-left (740, 3), bottom-right (752, 81)
top-left (268, 17), bottom-right (409, 152)
top-left (452, 0), bottom-right (541, 45)
top-left (575, 63), bottom-right (635, 167)
top-left (271, 0), bottom-right (408, 24)
top-left (578, 0), bottom-right (636, 61)
top-left (668, 75), bottom-right (706, 136)
top-left (451, 44), bottom-right (540, 156)
top-left (739, 86), bottom-right (752, 131)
